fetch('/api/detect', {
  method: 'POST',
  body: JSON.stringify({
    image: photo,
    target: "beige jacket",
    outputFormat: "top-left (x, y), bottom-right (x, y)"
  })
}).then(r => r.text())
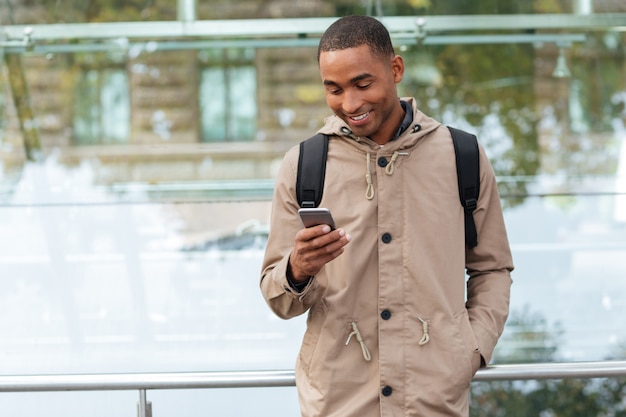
top-left (260, 98), bottom-right (513, 417)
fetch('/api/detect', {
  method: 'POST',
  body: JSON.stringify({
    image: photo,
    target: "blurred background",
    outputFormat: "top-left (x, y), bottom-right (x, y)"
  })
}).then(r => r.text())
top-left (0, 0), bottom-right (625, 415)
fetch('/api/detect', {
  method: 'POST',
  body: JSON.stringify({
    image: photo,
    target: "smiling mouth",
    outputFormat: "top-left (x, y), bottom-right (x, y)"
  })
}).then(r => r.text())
top-left (349, 112), bottom-right (370, 122)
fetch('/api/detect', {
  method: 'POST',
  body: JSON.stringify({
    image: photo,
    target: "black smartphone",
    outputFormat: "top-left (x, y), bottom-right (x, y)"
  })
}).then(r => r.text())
top-left (298, 208), bottom-right (336, 230)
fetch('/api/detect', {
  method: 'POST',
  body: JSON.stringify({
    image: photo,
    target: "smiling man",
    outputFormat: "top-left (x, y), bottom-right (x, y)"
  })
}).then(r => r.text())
top-left (319, 42), bottom-right (404, 145)
top-left (260, 15), bottom-right (513, 417)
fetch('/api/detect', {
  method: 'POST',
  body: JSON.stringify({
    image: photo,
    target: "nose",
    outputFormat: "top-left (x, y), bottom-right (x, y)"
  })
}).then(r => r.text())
top-left (341, 89), bottom-right (363, 115)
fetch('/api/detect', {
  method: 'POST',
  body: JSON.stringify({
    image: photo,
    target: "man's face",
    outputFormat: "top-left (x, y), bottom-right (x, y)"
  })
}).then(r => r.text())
top-left (319, 44), bottom-right (404, 145)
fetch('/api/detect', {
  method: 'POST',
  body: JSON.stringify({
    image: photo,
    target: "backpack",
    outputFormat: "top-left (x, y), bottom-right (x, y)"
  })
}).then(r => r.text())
top-left (296, 126), bottom-right (480, 248)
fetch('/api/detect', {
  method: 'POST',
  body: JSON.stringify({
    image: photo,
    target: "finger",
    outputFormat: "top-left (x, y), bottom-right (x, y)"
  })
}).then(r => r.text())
top-left (308, 228), bottom-right (348, 249)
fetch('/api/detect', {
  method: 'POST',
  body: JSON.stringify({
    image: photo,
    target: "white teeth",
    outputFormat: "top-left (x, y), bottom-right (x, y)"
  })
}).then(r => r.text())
top-left (351, 112), bottom-right (369, 121)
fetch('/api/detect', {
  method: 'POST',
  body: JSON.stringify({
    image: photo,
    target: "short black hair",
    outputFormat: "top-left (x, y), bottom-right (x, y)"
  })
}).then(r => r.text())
top-left (317, 15), bottom-right (395, 63)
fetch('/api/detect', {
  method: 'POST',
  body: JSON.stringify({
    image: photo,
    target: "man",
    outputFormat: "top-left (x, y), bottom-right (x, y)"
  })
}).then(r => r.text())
top-left (260, 15), bottom-right (513, 417)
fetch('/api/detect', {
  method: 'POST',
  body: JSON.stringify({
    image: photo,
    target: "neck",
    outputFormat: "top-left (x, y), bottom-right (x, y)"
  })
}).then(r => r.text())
top-left (371, 100), bottom-right (406, 145)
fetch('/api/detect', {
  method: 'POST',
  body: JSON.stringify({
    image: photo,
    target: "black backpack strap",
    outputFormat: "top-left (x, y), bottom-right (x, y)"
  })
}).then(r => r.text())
top-left (296, 133), bottom-right (329, 208)
top-left (448, 126), bottom-right (480, 248)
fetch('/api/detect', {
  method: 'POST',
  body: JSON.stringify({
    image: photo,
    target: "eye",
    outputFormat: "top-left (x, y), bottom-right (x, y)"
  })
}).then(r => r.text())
top-left (356, 82), bottom-right (372, 90)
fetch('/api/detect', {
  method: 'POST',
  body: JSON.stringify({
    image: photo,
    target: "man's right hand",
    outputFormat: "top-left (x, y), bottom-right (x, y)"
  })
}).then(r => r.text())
top-left (288, 225), bottom-right (351, 283)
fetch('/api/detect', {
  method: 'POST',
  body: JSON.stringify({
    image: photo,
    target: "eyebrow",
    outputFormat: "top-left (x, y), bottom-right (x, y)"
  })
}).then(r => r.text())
top-left (323, 73), bottom-right (374, 87)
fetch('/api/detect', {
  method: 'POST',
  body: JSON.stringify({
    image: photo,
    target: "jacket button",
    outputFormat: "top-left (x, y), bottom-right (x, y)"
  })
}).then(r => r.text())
top-left (377, 157), bottom-right (388, 167)
top-left (381, 233), bottom-right (392, 244)
top-left (382, 386), bottom-right (393, 396)
top-left (381, 309), bottom-right (391, 320)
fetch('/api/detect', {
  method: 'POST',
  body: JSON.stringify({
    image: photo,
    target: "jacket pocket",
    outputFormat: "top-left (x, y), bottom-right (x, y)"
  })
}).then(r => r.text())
top-left (298, 299), bottom-right (328, 373)
top-left (455, 309), bottom-right (482, 376)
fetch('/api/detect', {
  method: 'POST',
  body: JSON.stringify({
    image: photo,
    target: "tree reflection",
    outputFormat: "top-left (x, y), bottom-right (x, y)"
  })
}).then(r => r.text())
top-left (400, 42), bottom-right (539, 208)
top-left (470, 306), bottom-right (626, 417)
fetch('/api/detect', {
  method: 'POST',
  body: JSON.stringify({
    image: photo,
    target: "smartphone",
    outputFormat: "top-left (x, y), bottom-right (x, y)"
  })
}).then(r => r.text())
top-left (298, 208), bottom-right (336, 230)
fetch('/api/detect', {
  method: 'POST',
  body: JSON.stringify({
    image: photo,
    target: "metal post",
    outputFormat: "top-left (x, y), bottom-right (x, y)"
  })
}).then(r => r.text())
top-left (177, 0), bottom-right (196, 22)
top-left (573, 0), bottom-right (593, 14)
top-left (137, 389), bottom-right (152, 417)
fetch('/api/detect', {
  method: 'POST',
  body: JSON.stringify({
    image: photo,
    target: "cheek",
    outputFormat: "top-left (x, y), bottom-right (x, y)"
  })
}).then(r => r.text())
top-left (325, 95), bottom-right (341, 112)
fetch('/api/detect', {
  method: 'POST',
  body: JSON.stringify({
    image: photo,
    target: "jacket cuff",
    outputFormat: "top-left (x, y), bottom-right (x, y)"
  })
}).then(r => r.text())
top-left (286, 261), bottom-right (312, 293)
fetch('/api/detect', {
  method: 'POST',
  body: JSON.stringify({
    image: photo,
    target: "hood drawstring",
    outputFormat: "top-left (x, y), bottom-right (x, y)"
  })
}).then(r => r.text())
top-left (365, 153), bottom-right (375, 200)
top-left (418, 317), bottom-right (430, 346)
top-left (385, 151), bottom-right (400, 175)
top-left (365, 151), bottom-right (409, 201)
top-left (385, 151), bottom-right (410, 176)
top-left (345, 321), bottom-right (372, 361)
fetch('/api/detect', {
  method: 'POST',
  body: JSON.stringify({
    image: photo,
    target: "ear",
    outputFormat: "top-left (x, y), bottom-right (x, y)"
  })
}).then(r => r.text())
top-left (391, 55), bottom-right (405, 83)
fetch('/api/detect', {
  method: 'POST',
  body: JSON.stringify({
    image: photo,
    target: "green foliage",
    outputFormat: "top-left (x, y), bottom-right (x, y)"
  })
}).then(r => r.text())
top-left (13, 0), bottom-right (177, 23)
top-left (423, 0), bottom-right (535, 14)
top-left (471, 307), bottom-right (626, 416)
top-left (84, 0), bottom-right (177, 22)
top-left (597, 376), bottom-right (626, 417)
top-left (334, 0), bottom-right (544, 16)
top-left (471, 379), bottom-right (609, 416)
top-left (399, 41), bottom-right (539, 208)
top-left (534, 0), bottom-right (567, 14)
top-left (471, 381), bottom-right (529, 417)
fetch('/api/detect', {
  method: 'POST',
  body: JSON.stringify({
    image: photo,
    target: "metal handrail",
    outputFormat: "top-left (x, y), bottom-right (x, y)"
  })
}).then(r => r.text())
top-left (2, 361), bottom-right (626, 392)
top-left (1, 361), bottom-right (626, 417)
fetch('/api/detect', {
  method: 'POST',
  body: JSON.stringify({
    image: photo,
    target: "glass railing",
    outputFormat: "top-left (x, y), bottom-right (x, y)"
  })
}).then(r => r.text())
top-left (0, 361), bottom-right (625, 417)
top-left (1, 2), bottom-right (625, 416)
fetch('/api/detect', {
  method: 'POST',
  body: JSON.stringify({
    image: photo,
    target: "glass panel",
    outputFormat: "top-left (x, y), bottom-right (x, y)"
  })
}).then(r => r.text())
top-left (499, 193), bottom-right (626, 363)
top-left (200, 50), bottom-right (256, 142)
top-left (73, 68), bottom-right (129, 145)
top-left (101, 70), bottom-right (130, 142)
top-left (200, 68), bottom-right (227, 142)
top-left (228, 66), bottom-right (257, 141)
top-left (1, 1), bottom-right (626, 415)
top-left (73, 70), bottom-right (101, 143)
top-left (0, 391), bottom-right (138, 417)
top-left (0, 192), bottom-right (304, 375)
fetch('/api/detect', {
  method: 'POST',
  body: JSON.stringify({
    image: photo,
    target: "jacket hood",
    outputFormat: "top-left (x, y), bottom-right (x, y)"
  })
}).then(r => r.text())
top-left (316, 97), bottom-right (441, 151)
top-left (313, 97), bottom-right (444, 204)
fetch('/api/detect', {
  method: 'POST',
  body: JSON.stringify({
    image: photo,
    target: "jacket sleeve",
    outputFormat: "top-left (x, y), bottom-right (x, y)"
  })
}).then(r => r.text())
top-left (465, 144), bottom-right (514, 367)
top-left (259, 146), bottom-right (322, 319)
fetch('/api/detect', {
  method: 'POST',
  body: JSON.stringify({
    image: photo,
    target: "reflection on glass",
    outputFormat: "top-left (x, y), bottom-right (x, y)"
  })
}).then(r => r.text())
top-left (73, 69), bottom-right (130, 145)
top-left (0, 2), bottom-right (625, 415)
top-left (200, 49), bottom-right (257, 142)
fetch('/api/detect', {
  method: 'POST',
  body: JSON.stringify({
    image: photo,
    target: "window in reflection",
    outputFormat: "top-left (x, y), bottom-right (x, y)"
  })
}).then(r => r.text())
top-left (199, 48), bottom-right (257, 142)
top-left (72, 68), bottom-right (130, 145)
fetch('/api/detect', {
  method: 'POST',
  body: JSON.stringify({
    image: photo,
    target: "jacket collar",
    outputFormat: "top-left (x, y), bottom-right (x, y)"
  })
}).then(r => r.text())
top-left (317, 97), bottom-right (441, 151)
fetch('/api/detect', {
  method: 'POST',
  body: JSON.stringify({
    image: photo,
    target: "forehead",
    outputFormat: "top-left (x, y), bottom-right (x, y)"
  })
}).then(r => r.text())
top-left (319, 45), bottom-right (389, 81)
